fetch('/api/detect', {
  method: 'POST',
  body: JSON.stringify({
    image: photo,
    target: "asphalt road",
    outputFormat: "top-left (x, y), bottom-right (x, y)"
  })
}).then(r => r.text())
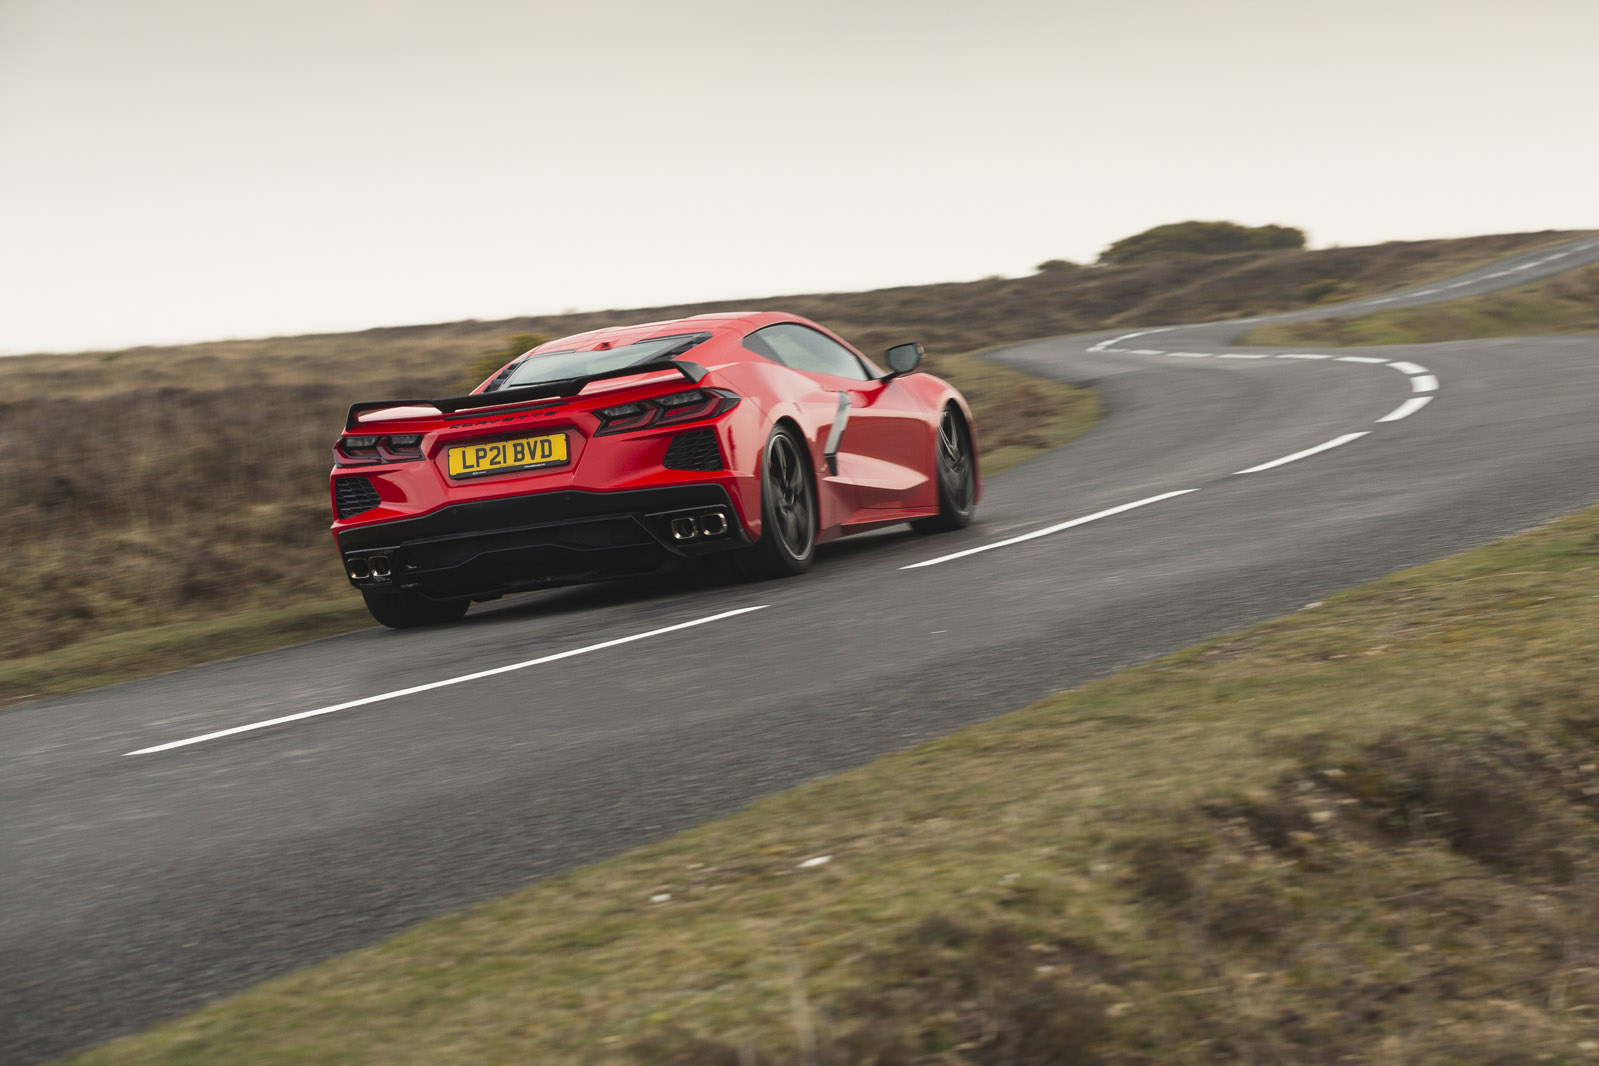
top-left (6, 238), bottom-right (1599, 1064)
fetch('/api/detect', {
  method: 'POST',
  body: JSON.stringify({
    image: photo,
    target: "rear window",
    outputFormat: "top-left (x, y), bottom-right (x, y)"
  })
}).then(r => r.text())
top-left (494, 332), bottom-right (710, 390)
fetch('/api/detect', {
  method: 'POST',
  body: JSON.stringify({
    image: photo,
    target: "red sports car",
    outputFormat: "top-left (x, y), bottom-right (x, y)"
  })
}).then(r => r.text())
top-left (329, 311), bottom-right (979, 627)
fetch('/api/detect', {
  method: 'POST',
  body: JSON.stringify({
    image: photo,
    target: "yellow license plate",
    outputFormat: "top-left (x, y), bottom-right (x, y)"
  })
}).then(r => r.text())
top-left (448, 433), bottom-right (568, 477)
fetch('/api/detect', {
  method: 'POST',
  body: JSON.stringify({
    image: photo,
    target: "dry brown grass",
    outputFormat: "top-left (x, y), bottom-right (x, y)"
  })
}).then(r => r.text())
top-left (1247, 261), bottom-right (1599, 347)
top-left (0, 230), bottom-right (1583, 699)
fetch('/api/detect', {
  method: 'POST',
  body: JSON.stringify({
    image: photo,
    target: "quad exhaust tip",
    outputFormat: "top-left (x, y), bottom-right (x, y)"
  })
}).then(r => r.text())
top-left (349, 555), bottom-right (391, 580)
top-left (670, 512), bottom-right (730, 541)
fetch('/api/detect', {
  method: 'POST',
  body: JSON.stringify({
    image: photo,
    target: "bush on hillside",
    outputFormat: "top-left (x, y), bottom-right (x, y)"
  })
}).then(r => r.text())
top-left (1035, 258), bottom-right (1079, 273)
top-left (1099, 221), bottom-right (1305, 265)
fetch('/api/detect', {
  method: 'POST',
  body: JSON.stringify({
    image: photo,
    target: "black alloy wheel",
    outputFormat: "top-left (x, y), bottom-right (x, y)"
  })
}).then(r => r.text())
top-left (912, 406), bottom-right (977, 533)
top-left (725, 424), bottom-right (817, 580)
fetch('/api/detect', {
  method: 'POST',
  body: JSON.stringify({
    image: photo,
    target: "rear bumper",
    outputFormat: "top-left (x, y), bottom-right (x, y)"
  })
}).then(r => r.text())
top-left (335, 485), bottom-right (747, 600)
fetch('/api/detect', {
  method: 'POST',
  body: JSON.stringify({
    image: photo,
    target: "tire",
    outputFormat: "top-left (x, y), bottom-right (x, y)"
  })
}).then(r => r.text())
top-left (361, 588), bottom-right (471, 629)
top-left (911, 405), bottom-right (977, 534)
top-left (722, 424), bottom-right (817, 581)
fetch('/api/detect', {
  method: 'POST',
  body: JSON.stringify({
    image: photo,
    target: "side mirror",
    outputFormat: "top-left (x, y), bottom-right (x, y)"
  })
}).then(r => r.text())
top-left (883, 342), bottom-right (923, 380)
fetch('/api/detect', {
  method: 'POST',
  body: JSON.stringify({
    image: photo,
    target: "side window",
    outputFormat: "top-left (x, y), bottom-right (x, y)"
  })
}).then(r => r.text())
top-left (745, 324), bottom-right (872, 381)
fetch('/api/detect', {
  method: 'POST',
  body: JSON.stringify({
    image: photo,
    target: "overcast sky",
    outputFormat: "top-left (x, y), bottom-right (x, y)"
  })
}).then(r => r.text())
top-left (2, 0), bottom-right (1595, 355)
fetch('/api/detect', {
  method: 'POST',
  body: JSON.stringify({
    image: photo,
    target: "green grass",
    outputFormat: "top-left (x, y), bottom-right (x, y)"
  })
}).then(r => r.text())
top-left (60, 504), bottom-right (1599, 1065)
top-left (1244, 262), bottom-right (1599, 347)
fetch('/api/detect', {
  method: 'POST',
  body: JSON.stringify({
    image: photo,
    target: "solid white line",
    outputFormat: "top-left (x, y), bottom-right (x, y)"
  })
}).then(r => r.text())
top-left (1411, 374), bottom-right (1439, 393)
top-left (125, 606), bottom-right (771, 755)
top-left (1387, 361), bottom-right (1429, 375)
top-left (1410, 289), bottom-right (1440, 297)
top-left (1234, 432), bottom-right (1369, 475)
top-left (1219, 353), bottom-right (1268, 360)
top-left (1377, 396), bottom-right (1433, 422)
top-left (1090, 326), bottom-right (1174, 352)
top-left (900, 490), bottom-right (1198, 570)
top-left (1335, 356), bottom-right (1387, 364)
top-left (1276, 353), bottom-right (1330, 360)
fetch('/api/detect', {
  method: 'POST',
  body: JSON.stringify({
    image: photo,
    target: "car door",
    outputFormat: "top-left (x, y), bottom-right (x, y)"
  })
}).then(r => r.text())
top-left (745, 324), bottom-right (935, 514)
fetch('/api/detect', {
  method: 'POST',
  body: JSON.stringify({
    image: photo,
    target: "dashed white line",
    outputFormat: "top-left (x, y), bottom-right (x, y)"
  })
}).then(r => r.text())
top-left (1167, 351), bottom-right (1211, 358)
top-left (125, 605), bottom-right (771, 755)
top-left (1410, 288), bottom-right (1440, 297)
top-left (1411, 374), bottom-right (1439, 393)
top-left (1276, 353), bottom-right (1331, 360)
top-left (1335, 356), bottom-right (1388, 364)
top-left (1387, 361), bottom-right (1429, 375)
top-left (1377, 396), bottom-right (1433, 422)
top-left (1219, 353), bottom-right (1269, 360)
top-left (1234, 433), bottom-right (1369, 475)
top-left (1129, 348), bottom-right (1164, 356)
top-left (901, 490), bottom-right (1198, 570)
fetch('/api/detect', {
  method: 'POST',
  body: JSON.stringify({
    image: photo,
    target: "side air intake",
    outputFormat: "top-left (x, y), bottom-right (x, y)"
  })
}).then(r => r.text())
top-left (334, 475), bottom-right (382, 519)
top-left (662, 428), bottom-right (723, 471)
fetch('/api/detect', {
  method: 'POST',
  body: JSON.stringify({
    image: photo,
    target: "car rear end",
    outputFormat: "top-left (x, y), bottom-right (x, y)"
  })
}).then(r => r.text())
top-left (329, 347), bottom-right (762, 606)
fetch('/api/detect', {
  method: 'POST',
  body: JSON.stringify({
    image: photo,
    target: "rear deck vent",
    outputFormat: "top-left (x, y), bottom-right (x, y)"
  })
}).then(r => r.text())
top-left (334, 476), bottom-right (382, 519)
top-left (663, 428), bottom-right (723, 471)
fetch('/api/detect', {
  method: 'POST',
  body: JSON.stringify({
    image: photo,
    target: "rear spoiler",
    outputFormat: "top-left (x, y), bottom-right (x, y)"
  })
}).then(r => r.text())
top-left (344, 359), bottom-right (709, 431)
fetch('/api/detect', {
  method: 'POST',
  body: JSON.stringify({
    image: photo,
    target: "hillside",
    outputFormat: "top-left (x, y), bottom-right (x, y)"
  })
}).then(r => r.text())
top-left (0, 230), bottom-right (1583, 703)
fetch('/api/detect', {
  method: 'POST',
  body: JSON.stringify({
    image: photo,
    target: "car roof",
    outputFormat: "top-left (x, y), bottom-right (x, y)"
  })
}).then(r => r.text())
top-left (531, 311), bottom-right (803, 354)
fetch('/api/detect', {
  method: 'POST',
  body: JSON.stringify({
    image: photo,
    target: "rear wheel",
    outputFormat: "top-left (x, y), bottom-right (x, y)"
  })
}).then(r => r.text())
top-left (722, 424), bottom-right (816, 581)
top-left (361, 588), bottom-right (471, 629)
top-left (911, 406), bottom-right (977, 534)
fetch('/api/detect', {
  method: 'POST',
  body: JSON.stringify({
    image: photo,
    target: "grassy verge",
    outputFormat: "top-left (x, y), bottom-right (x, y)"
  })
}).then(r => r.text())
top-left (64, 503), bottom-right (1599, 1065)
top-left (0, 598), bottom-right (370, 707)
top-left (1245, 263), bottom-right (1599, 347)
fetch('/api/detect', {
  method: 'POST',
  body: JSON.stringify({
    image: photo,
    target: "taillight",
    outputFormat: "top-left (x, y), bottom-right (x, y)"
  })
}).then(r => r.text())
top-left (334, 434), bottom-right (427, 465)
top-left (594, 389), bottom-right (738, 436)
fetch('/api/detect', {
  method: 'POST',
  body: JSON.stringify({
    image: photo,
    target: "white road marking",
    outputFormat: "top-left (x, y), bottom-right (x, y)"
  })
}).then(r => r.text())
top-left (1411, 374), bottom-right (1439, 393)
top-left (1335, 356), bottom-right (1388, 364)
top-left (1387, 361), bottom-right (1429, 375)
top-left (1377, 396), bottom-right (1434, 422)
top-left (1234, 433), bottom-right (1369, 475)
top-left (1089, 327), bottom-right (1174, 352)
top-left (901, 490), bottom-right (1198, 570)
top-left (125, 606), bottom-right (771, 755)
top-left (1167, 351), bottom-right (1211, 358)
top-left (1276, 353), bottom-right (1330, 360)
top-left (1410, 288), bottom-right (1440, 297)
top-left (1370, 297), bottom-right (1397, 304)
top-left (1219, 353), bottom-right (1269, 359)
top-left (1129, 348), bottom-right (1164, 356)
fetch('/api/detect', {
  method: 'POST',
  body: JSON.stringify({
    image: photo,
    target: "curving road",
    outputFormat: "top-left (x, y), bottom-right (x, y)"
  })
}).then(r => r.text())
top-left (6, 238), bottom-right (1599, 1064)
